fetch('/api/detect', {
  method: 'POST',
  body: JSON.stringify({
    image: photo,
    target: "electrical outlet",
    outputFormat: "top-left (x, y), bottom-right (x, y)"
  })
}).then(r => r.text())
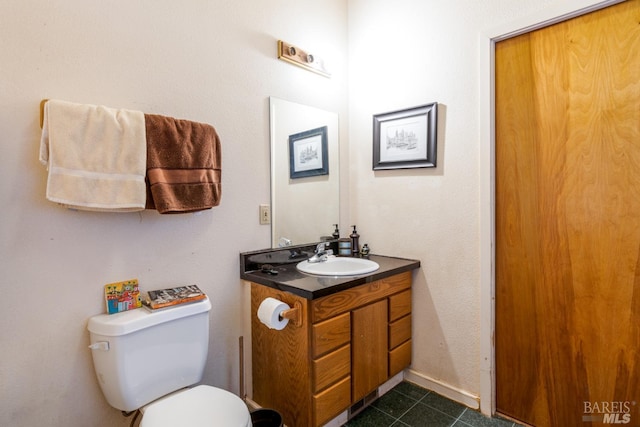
top-left (259, 204), bottom-right (270, 225)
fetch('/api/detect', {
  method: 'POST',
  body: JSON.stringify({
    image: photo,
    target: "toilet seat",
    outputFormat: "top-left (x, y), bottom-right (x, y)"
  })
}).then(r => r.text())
top-left (139, 385), bottom-right (252, 427)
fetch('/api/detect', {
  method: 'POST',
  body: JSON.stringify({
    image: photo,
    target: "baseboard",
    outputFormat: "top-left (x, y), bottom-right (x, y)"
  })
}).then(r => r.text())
top-left (403, 369), bottom-right (480, 410)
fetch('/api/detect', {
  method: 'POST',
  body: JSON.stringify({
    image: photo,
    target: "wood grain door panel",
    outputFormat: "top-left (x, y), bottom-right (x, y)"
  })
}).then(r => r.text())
top-left (352, 299), bottom-right (388, 403)
top-left (495, 1), bottom-right (640, 425)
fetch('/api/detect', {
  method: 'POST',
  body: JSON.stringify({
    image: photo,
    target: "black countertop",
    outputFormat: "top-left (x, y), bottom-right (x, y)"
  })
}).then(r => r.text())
top-left (240, 246), bottom-right (420, 299)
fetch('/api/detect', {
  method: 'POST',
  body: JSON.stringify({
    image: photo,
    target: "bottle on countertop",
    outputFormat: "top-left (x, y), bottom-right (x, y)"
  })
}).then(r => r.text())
top-left (350, 225), bottom-right (360, 256)
top-left (332, 224), bottom-right (340, 240)
top-left (361, 243), bottom-right (370, 256)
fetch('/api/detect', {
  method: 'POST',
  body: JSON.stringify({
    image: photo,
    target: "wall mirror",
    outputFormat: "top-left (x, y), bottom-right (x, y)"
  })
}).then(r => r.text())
top-left (269, 97), bottom-right (340, 248)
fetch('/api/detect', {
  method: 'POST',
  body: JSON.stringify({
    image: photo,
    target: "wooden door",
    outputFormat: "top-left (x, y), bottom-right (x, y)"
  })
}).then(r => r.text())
top-left (495, 1), bottom-right (640, 426)
top-left (352, 299), bottom-right (388, 402)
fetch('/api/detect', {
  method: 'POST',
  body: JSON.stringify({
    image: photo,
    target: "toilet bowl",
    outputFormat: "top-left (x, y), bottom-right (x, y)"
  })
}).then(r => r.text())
top-left (139, 385), bottom-right (251, 427)
top-left (87, 298), bottom-right (251, 426)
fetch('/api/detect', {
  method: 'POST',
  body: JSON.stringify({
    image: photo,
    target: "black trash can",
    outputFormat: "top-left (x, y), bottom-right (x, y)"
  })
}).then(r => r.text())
top-left (250, 409), bottom-right (283, 427)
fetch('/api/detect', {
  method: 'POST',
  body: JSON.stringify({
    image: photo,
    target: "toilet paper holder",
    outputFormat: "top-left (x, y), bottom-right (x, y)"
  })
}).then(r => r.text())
top-left (278, 301), bottom-right (302, 327)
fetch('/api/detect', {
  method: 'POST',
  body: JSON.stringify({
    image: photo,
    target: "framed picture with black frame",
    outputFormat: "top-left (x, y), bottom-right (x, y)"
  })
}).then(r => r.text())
top-left (289, 126), bottom-right (329, 179)
top-left (373, 103), bottom-right (438, 170)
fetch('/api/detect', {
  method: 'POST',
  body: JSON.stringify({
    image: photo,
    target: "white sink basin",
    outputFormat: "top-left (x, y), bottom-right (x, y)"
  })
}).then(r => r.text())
top-left (296, 255), bottom-right (379, 276)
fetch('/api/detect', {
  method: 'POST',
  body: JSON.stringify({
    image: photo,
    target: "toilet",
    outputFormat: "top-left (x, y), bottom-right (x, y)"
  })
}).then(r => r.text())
top-left (87, 298), bottom-right (252, 427)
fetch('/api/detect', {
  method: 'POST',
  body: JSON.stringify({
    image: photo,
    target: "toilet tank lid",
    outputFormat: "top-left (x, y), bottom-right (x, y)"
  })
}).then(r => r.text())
top-left (88, 297), bottom-right (211, 337)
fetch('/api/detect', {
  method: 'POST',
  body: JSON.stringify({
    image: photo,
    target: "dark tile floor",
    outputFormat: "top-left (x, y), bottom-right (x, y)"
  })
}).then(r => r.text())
top-left (343, 382), bottom-right (523, 427)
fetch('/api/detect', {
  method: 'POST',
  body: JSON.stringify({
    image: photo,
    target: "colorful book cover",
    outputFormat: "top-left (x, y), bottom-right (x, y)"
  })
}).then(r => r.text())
top-left (104, 279), bottom-right (142, 314)
top-left (143, 285), bottom-right (206, 310)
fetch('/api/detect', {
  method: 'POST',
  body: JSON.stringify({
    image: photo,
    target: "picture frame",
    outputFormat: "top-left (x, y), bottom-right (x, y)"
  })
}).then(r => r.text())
top-left (289, 126), bottom-right (329, 179)
top-left (373, 103), bottom-right (438, 170)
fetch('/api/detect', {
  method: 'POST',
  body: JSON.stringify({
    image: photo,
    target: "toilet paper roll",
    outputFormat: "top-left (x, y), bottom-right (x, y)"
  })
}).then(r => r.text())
top-left (257, 297), bottom-right (290, 330)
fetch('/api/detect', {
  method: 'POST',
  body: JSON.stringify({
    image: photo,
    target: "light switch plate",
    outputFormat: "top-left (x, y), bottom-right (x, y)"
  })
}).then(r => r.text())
top-left (259, 204), bottom-right (270, 225)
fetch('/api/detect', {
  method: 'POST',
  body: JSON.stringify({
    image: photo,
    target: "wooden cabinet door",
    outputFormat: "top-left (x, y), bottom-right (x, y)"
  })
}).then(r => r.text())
top-left (351, 299), bottom-right (388, 402)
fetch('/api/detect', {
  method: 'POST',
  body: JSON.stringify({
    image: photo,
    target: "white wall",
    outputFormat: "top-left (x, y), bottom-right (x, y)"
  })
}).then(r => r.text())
top-left (0, 1), bottom-right (347, 426)
top-left (2, 0), bottom-right (620, 425)
top-left (347, 0), bottom-right (614, 409)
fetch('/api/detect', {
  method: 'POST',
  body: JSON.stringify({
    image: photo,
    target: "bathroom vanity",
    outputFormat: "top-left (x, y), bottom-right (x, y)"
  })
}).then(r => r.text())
top-left (240, 247), bottom-right (420, 427)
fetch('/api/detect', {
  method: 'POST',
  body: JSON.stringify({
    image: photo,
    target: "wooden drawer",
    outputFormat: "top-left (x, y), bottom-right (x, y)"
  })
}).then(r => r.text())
top-left (312, 312), bottom-right (350, 358)
top-left (312, 271), bottom-right (412, 323)
top-left (389, 314), bottom-right (411, 350)
top-left (389, 289), bottom-right (411, 321)
top-left (313, 375), bottom-right (351, 427)
top-left (389, 339), bottom-right (412, 377)
top-left (313, 344), bottom-right (350, 393)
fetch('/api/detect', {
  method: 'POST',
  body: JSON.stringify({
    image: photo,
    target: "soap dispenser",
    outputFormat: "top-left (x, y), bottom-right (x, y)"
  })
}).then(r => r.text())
top-left (332, 224), bottom-right (340, 240)
top-left (350, 225), bottom-right (360, 256)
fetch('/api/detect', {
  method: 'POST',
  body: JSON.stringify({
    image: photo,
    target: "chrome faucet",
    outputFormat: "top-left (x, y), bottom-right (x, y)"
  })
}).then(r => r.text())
top-left (278, 237), bottom-right (292, 247)
top-left (308, 242), bottom-right (333, 263)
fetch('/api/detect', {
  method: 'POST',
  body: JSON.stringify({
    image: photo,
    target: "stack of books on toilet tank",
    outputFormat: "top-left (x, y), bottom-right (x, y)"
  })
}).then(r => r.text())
top-left (142, 284), bottom-right (207, 311)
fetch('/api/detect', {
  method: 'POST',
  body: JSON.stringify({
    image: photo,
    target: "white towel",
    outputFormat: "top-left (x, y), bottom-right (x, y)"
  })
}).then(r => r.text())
top-left (39, 100), bottom-right (146, 211)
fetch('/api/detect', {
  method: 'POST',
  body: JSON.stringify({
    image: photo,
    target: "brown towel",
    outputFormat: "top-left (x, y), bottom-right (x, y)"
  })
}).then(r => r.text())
top-left (145, 114), bottom-right (221, 214)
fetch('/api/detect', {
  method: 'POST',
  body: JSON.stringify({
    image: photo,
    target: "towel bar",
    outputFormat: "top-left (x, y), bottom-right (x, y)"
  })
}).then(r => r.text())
top-left (39, 99), bottom-right (49, 128)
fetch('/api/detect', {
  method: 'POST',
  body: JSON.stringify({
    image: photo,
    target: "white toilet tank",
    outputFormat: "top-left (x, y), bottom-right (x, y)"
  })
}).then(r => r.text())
top-left (87, 298), bottom-right (212, 412)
